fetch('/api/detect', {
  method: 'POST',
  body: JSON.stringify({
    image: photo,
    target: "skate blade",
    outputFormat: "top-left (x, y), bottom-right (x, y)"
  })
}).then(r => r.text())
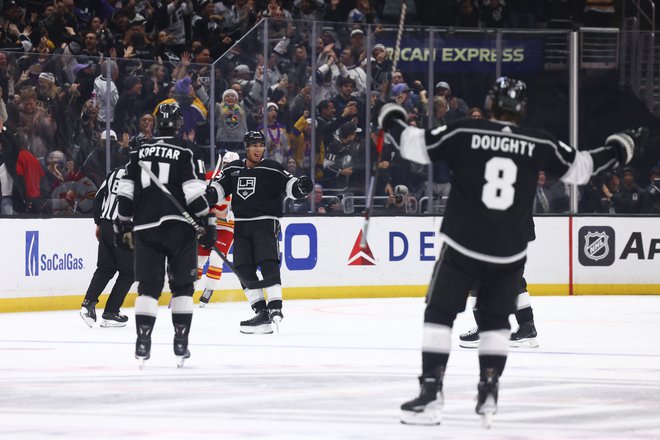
top-left (400, 402), bottom-right (443, 426)
top-left (510, 337), bottom-right (539, 348)
top-left (477, 396), bottom-right (497, 429)
top-left (272, 316), bottom-right (282, 333)
top-left (240, 323), bottom-right (274, 334)
top-left (80, 313), bottom-right (95, 328)
top-left (481, 412), bottom-right (493, 429)
top-left (176, 356), bottom-right (186, 368)
top-left (100, 320), bottom-right (127, 328)
top-left (136, 355), bottom-right (149, 369)
top-left (459, 341), bottom-right (479, 349)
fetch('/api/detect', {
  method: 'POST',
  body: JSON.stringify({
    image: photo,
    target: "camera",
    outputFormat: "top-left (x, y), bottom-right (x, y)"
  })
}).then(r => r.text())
top-left (394, 194), bottom-right (404, 204)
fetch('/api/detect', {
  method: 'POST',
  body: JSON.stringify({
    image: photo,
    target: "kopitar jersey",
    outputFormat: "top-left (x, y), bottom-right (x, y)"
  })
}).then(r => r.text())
top-left (392, 117), bottom-right (612, 263)
top-left (212, 158), bottom-right (301, 221)
top-left (117, 136), bottom-right (208, 231)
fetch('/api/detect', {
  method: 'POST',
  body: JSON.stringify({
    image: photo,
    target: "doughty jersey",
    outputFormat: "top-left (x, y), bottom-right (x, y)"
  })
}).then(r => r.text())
top-left (211, 158), bottom-right (301, 221)
top-left (390, 117), bottom-right (619, 263)
top-left (117, 136), bottom-right (209, 231)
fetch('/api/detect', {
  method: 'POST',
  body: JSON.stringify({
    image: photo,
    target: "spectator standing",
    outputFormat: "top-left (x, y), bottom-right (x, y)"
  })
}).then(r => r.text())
top-left (93, 60), bottom-right (119, 127)
top-left (612, 166), bottom-right (644, 214)
top-left (641, 166), bottom-right (660, 214)
top-left (434, 81), bottom-right (469, 122)
top-left (259, 102), bottom-right (289, 165)
top-left (323, 121), bottom-right (357, 190)
top-left (216, 88), bottom-right (248, 152)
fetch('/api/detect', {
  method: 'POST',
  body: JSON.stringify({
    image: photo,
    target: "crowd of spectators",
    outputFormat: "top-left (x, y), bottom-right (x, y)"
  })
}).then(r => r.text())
top-left (0, 0), bottom-right (657, 218)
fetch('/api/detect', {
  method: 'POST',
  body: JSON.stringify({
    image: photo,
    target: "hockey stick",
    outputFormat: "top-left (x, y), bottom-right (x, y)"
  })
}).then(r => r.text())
top-left (137, 160), bottom-right (271, 290)
top-left (360, 1), bottom-right (407, 250)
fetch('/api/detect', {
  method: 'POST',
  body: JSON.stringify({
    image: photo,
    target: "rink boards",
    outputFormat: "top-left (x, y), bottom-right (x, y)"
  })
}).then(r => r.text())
top-left (1, 216), bottom-right (659, 311)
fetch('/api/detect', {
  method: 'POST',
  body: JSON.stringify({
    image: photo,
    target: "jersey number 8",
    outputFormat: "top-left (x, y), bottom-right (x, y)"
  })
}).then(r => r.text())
top-left (482, 157), bottom-right (517, 211)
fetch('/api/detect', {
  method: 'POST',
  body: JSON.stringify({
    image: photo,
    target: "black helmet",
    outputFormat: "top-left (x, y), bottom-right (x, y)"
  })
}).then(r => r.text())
top-left (244, 130), bottom-right (266, 148)
top-left (155, 102), bottom-right (182, 130)
top-left (487, 77), bottom-right (527, 116)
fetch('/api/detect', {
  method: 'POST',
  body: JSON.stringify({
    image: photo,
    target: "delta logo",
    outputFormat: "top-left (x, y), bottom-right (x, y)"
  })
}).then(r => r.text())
top-left (347, 230), bottom-right (376, 266)
top-left (25, 231), bottom-right (84, 277)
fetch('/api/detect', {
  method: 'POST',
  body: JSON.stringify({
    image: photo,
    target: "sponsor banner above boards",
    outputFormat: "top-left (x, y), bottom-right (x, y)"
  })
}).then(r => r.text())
top-left (0, 216), bottom-right (657, 301)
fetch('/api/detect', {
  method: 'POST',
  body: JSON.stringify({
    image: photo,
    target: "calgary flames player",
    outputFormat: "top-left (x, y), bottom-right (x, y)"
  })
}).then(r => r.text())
top-left (198, 151), bottom-right (240, 307)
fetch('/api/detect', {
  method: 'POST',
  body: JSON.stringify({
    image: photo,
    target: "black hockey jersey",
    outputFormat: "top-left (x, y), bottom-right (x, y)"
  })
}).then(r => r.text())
top-left (391, 118), bottom-right (616, 263)
top-left (212, 158), bottom-right (301, 221)
top-left (116, 136), bottom-right (208, 231)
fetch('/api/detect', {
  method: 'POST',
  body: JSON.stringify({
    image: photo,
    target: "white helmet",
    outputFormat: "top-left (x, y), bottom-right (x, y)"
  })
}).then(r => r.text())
top-left (222, 151), bottom-right (240, 165)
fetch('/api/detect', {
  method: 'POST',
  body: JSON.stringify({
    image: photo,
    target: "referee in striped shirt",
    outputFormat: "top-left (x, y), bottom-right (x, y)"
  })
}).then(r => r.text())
top-left (80, 166), bottom-right (135, 328)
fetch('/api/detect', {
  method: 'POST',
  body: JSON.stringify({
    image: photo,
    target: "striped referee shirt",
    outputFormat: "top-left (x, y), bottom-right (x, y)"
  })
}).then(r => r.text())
top-left (93, 167), bottom-right (126, 224)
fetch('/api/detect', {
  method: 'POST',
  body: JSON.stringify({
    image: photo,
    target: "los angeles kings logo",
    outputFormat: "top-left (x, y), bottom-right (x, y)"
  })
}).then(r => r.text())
top-left (237, 177), bottom-right (256, 199)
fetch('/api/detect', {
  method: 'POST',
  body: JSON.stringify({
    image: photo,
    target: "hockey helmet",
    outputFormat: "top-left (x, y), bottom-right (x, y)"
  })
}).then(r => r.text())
top-left (487, 77), bottom-right (528, 116)
top-left (244, 130), bottom-right (266, 148)
top-left (155, 102), bottom-right (183, 130)
top-left (222, 151), bottom-right (240, 165)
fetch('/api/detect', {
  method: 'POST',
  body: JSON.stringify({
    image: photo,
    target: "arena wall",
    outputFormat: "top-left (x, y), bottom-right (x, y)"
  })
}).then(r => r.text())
top-left (1, 216), bottom-right (658, 312)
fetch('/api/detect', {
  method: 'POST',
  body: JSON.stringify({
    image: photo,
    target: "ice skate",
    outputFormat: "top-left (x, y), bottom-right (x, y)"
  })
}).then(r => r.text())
top-left (476, 369), bottom-right (499, 429)
top-left (510, 321), bottom-right (538, 348)
top-left (135, 324), bottom-right (152, 369)
top-left (459, 326), bottom-right (480, 348)
top-left (199, 288), bottom-right (213, 308)
top-left (239, 309), bottom-right (273, 334)
top-left (401, 369), bottom-right (445, 425)
top-left (80, 299), bottom-right (98, 328)
top-left (173, 324), bottom-right (191, 368)
top-left (100, 312), bottom-right (128, 328)
top-left (269, 308), bottom-right (283, 332)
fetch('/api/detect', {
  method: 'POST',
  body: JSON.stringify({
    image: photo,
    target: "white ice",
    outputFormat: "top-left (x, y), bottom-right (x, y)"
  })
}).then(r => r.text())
top-left (1, 295), bottom-right (659, 440)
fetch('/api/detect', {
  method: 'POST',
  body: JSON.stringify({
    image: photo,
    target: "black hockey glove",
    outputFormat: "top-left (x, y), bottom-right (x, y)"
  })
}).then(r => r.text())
top-left (293, 175), bottom-right (313, 198)
top-left (197, 215), bottom-right (217, 250)
top-left (113, 220), bottom-right (134, 250)
top-left (205, 184), bottom-right (219, 206)
top-left (605, 127), bottom-right (647, 166)
top-left (377, 103), bottom-right (407, 132)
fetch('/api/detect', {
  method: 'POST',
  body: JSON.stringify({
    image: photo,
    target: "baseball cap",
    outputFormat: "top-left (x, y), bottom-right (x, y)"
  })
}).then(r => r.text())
top-left (38, 72), bottom-right (56, 83)
top-left (100, 130), bottom-right (117, 141)
top-left (373, 43), bottom-right (386, 52)
top-left (350, 29), bottom-right (364, 38)
top-left (435, 81), bottom-right (451, 90)
top-left (234, 64), bottom-right (251, 74)
top-left (391, 83), bottom-right (410, 96)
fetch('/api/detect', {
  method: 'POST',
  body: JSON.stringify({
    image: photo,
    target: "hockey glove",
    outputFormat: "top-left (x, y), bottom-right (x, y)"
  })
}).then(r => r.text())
top-left (605, 127), bottom-right (647, 166)
top-left (113, 220), bottom-right (134, 250)
top-left (197, 215), bottom-right (217, 250)
top-left (377, 103), bottom-right (407, 132)
top-left (293, 175), bottom-right (313, 198)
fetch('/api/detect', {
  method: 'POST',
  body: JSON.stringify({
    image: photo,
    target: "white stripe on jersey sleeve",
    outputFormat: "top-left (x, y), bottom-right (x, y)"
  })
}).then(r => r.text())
top-left (117, 179), bottom-right (134, 200)
top-left (400, 125), bottom-right (431, 165)
top-left (183, 179), bottom-right (207, 212)
top-left (559, 150), bottom-right (596, 185)
top-left (285, 177), bottom-right (296, 199)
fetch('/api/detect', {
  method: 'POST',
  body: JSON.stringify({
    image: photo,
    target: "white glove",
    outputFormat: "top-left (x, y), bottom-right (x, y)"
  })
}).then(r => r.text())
top-left (605, 132), bottom-right (635, 165)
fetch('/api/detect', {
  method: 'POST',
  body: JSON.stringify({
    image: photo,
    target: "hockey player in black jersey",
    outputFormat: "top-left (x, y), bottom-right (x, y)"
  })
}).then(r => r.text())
top-left (80, 166), bottom-right (134, 328)
top-left (378, 77), bottom-right (644, 427)
top-left (116, 102), bottom-right (216, 368)
top-left (460, 213), bottom-right (539, 349)
top-left (208, 131), bottom-right (313, 334)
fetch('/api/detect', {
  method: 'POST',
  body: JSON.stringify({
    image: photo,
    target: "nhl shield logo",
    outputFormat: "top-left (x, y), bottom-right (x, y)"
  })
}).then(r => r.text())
top-left (237, 177), bottom-right (256, 200)
top-left (578, 226), bottom-right (615, 266)
top-left (583, 232), bottom-right (609, 261)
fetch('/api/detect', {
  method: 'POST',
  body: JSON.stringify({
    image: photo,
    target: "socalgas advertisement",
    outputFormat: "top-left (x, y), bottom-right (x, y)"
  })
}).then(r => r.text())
top-left (0, 216), bottom-right (658, 310)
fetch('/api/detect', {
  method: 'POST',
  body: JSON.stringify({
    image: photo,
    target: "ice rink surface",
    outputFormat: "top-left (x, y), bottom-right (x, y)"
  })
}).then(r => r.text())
top-left (1, 295), bottom-right (659, 440)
